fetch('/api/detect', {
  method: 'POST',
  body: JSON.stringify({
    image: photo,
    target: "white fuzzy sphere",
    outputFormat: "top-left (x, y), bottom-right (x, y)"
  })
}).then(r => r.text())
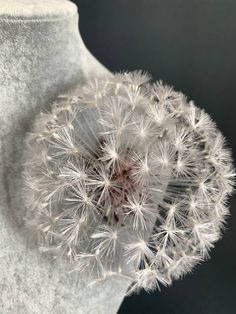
top-left (23, 71), bottom-right (235, 293)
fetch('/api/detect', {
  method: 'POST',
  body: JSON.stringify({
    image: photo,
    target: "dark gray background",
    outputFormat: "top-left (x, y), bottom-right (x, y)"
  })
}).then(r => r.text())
top-left (73, 1), bottom-right (236, 313)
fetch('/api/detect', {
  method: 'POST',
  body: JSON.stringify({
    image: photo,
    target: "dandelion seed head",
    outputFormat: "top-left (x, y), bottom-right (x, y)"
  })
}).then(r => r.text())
top-left (23, 71), bottom-right (235, 294)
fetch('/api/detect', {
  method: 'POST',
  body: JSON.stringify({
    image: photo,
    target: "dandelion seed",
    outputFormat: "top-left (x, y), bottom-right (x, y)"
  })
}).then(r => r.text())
top-left (123, 194), bottom-right (157, 230)
top-left (91, 225), bottom-right (120, 259)
top-left (124, 236), bottom-right (155, 266)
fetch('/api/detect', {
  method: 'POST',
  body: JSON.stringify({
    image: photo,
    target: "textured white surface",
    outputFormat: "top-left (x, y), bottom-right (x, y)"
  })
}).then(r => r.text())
top-left (0, 1), bottom-right (130, 313)
top-left (0, 0), bottom-right (77, 19)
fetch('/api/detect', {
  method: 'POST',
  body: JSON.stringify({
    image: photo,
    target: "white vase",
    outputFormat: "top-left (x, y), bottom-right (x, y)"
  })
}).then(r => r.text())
top-left (0, 1), bottom-right (130, 313)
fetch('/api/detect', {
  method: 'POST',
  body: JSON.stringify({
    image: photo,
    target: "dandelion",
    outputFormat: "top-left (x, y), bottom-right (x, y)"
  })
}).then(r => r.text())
top-left (23, 71), bottom-right (235, 293)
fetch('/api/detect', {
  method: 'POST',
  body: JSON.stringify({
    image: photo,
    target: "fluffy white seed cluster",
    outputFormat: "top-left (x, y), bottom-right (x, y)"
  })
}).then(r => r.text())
top-left (23, 71), bottom-right (235, 293)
